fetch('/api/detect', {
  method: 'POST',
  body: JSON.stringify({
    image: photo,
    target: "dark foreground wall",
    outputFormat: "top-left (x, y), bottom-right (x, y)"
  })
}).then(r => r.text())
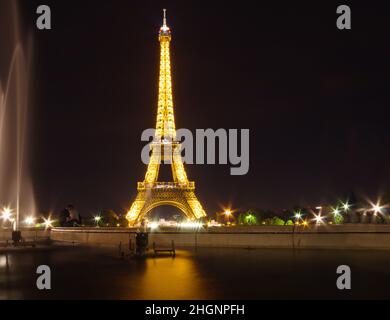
top-left (51, 225), bottom-right (390, 250)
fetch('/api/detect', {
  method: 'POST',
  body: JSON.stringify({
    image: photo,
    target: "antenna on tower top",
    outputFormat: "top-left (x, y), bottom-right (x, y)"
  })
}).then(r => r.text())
top-left (163, 9), bottom-right (167, 27)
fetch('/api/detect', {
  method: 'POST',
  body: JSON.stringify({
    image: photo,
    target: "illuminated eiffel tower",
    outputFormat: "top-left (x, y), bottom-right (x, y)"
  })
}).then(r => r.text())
top-left (126, 10), bottom-right (207, 226)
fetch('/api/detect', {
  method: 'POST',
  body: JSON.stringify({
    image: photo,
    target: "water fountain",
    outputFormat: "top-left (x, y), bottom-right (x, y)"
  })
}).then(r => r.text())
top-left (0, 1), bottom-right (35, 244)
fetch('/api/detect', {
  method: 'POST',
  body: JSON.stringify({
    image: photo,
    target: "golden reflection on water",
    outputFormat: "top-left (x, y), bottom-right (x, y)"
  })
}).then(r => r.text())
top-left (0, 255), bottom-right (9, 268)
top-left (133, 250), bottom-right (208, 300)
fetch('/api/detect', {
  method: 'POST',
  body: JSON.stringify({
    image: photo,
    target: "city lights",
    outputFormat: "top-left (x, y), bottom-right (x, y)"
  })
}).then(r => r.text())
top-left (43, 217), bottom-right (54, 229)
top-left (223, 209), bottom-right (233, 224)
top-left (207, 220), bottom-right (222, 227)
top-left (294, 212), bottom-right (302, 220)
top-left (372, 203), bottom-right (383, 214)
top-left (1, 206), bottom-right (12, 221)
top-left (333, 208), bottom-right (341, 216)
top-left (146, 220), bottom-right (204, 230)
top-left (313, 213), bottom-right (324, 225)
top-left (342, 201), bottom-right (350, 212)
top-left (149, 222), bottom-right (159, 230)
top-left (94, 215), bottom-right (102, 227)
top-left (24, 216), bottom-right (35, 226)
top-left (178, 221), bottom-right (203, 229)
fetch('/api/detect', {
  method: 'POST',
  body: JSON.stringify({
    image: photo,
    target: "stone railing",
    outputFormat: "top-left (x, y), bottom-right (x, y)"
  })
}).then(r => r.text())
top-left (50, 224), bottom-right (390, 250)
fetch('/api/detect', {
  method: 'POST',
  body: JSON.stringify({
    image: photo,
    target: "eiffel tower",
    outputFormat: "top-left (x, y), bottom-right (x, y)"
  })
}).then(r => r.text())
top-left (126, 10), bottom-right (207, 226)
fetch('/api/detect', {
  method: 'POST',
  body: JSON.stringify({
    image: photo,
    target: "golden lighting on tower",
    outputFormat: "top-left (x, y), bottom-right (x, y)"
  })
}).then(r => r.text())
top-left (126, 10), bottom-right (206, 226)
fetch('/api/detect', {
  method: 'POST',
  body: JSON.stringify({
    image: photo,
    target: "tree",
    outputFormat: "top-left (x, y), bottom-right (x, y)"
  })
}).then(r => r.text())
top-left (333, 213), bottom-right (344, 225)
top-left (237, 209), bottom-right (260, 225)
top-left (237, 212), bottom-right (246, 225)
top-left (244, 213), bottom-right (257, 225)
top-left (272, 217), bottom-right (285, 226)
top-left (262, 216), bottom-right (285, 226)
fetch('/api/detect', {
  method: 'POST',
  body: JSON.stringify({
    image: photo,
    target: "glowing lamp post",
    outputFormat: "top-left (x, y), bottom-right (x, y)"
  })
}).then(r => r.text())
top-left (94, 216), bottom-right (102, 227)
top-left (43, 217), bottom-right (54, 229)
top-left (333, 208), bottom-right (340, 216)
top-left (313, 213), bottom-right (324, 225)
top-left (1, 207), bottom-right (12, 222)
top-left (224, 210), bottom-right (232, 225)
top-left (371, 203), bottom-right (383, 222)
top-left (372, 204), bottom-right (382, 214)
top-left (342, 202), bottom-right (350, 212)
top-left (2, 207), bottom-right (23, 244)
top-left (294, 212), bottom-right (302, 225)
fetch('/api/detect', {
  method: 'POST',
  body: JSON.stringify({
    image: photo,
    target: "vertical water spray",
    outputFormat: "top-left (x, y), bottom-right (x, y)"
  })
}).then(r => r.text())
top-left (0, 1), bottom-right (35, 235)
top-left (0, 83), bottom-right (5, 150)
top-left (3, 45), bottom-right (31, 232)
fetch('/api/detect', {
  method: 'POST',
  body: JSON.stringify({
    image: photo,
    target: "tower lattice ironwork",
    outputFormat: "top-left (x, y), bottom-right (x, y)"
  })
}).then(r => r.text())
top-left (126, 10), bottom-right (207, 226)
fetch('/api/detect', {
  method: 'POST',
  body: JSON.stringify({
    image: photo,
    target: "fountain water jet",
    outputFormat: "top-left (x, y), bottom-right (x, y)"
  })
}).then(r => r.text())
top-left (0, 1), bottom-right (35, 236)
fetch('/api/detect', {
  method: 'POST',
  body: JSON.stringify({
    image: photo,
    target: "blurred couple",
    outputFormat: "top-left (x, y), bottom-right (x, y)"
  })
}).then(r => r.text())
top-left (59, 205), bottom-right (82, 227)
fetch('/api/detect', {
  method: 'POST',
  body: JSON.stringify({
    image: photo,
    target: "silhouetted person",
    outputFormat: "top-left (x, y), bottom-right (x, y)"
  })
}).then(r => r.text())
top-left (67, 205), bottom-right (81, 227)
top-left (59, 208), bottom-right (70, 227)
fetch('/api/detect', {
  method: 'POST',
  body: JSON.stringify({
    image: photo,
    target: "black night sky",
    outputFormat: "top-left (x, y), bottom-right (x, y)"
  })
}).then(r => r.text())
top-left (2, 1), bottom-right (389, 217)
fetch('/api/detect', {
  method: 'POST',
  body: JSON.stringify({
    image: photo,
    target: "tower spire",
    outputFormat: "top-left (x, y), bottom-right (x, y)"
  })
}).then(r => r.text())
top-left (160, 9), bottom-right (170, 35)
top-left (157, 8), bottom-right (174, 141)
top-left (163, 9), bottom-right (167, 27)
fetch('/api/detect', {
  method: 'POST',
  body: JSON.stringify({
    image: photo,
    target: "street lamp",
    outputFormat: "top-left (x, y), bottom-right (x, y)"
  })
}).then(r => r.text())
top-left (43, 217), bottom-right (54, 229)
top-left (1, 207), bottom-right (12, 221)
top-left (94, 215), bottom-right (102, 227)
top-left (342, 201), bottom-right (350, 212)
top-left (372, 204), bottom-right (382, 214)
top-left (224, 210), bottom-right (232, 224)
top-left (313, 213), bottom-right (324, 225)
top-left (294, 212), bottom-right (302, 225)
